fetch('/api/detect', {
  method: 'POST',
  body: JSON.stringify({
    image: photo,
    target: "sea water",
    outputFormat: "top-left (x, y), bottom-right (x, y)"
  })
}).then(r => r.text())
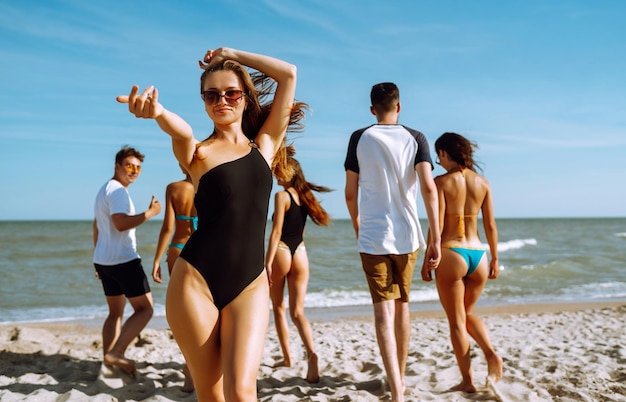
top-left (1, 218), bottom-right (625, 324)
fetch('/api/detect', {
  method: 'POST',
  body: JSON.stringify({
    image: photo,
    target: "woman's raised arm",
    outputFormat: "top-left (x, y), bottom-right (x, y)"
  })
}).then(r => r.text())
top-left (117, 85), bottom-right (198, 170)
top-left (200, 48), bottom-right (297, 161)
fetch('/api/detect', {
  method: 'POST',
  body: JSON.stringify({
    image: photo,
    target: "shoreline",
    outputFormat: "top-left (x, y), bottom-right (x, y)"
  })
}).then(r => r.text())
top-left (318, 299), bottom-right (626, 322)
top-left (1, 300), bottom-right (624, 401)
top-left (3, 299), bottom-right (624, 330)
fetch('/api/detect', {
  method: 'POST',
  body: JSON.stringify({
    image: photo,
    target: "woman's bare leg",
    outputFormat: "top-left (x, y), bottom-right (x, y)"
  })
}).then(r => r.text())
top-left (221, 272), bottom-right (270, 401)
top-left (464, 259), bottom-right (503, 382)
top-left (288, 246), bottom-right (319, 383)
top-left (436, 249), bottom-right (475, 393)
top-left (166, 249), bottom-right (194, 392)
top-left (166, 259), bottom-right (223, 402)
top-left (270, 246), bottom-right (293, 367)
top-left (166, 246), bottom-right (182, 276)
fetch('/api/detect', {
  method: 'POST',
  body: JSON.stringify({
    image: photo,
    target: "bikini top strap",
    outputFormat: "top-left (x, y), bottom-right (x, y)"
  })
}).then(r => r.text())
top-left (175, 214), bottom-right (198, 231)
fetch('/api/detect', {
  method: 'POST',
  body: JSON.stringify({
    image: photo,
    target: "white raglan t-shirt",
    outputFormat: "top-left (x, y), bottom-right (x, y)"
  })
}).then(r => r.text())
top-left (344, 124), bottom-right (433, 255)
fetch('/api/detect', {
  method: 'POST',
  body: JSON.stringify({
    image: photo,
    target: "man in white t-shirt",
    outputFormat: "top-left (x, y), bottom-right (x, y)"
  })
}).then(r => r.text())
top-left (93, 146), bottom-right (161, 378)
top-left (344, 82), bottom-right (441, 401)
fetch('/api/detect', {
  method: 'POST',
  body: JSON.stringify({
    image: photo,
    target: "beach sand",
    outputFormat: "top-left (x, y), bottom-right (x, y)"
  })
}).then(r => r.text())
top-left (1, 302), bottom-right (625, 401)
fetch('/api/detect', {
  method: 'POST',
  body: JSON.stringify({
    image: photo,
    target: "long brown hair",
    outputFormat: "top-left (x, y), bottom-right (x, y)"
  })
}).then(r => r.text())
top-left (434, 132), bottom-right (483, 173)
top-left (278, 146), bottom-right (332, 226)
top-left (199, 60), bottom-right (309, 177)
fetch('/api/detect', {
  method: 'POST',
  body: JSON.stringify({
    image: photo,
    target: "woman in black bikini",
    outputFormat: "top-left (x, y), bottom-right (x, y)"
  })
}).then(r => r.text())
top-left (118, 47), bottom-right (307, 401)
top-left (265, 148), bottom-right (331, 383)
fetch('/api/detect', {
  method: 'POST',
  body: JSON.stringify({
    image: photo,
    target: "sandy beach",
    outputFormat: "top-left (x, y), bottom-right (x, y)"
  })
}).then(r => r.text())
top-left (1, 302), bottom-right (625, 401)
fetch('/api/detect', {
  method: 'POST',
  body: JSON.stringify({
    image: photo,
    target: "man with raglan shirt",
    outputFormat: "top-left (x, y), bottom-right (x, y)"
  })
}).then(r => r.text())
top-left (344, 82), bottom-right (441, 401)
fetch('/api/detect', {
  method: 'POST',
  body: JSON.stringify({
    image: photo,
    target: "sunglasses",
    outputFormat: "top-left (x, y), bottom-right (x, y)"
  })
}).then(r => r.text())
top-left (201, 89), bottom-right (245, 105)
top-left (123, 163), bottom-right (142, 173)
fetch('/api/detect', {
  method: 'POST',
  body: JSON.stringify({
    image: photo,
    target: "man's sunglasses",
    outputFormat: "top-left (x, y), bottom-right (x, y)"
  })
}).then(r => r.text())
top-left (123, 163), bottom-right (142, 173)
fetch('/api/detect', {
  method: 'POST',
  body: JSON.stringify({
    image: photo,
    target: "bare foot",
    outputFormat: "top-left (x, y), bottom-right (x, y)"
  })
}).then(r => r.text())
top-left (450, 380), bottom-right (477, 394)
top-left (487, 353), bottom-right (503, 382)
top-left (272, 359), bottom-right (291, 368)
top-left (486, 375), bottom-right (504, 402)
top-left (104, 352), bottom-right (136, 378)
top-left (181, 364), bottom-right (194, 393)
top-left (305, 352), bottom-right (320, 383)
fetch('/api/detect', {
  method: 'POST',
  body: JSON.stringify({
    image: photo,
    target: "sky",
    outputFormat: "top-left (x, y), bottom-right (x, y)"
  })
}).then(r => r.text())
top-left (1, 0), bottom-right (625, 220)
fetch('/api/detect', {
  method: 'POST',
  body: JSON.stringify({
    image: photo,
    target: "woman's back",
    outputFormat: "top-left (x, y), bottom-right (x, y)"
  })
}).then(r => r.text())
top-left (169, 179), bottom-right (197, 244)
top-left (436, 168), bottom-right (490, 248)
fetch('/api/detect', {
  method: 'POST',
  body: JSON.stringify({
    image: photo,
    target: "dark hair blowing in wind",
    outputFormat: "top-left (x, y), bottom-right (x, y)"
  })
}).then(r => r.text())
top-left (434, 132), bottom-right (483, 173)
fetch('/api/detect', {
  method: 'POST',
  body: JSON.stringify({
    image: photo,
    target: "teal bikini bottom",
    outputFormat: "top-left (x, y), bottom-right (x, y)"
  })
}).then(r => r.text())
top-left (447, 247), bottom-right (485, 277)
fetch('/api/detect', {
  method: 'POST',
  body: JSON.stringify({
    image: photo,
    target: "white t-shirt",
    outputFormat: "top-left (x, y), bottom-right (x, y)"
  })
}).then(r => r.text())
top-left (93, 179), bottom-right (140, 265)
top-left (344, 124), bottom-right (433, 255)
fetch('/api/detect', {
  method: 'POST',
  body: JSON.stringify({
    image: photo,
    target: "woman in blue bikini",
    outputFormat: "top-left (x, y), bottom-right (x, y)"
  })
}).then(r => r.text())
top-left (265, 148), bottom-right (331, 383)
top-left (421, 132), bottom-right (502, 394)
top-left (152, 164), bottom-right (197, 283)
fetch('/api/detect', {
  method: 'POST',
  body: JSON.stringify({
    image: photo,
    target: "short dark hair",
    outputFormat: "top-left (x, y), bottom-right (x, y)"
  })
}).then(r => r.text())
top-left (370, 82), bottom-right (399, 113)
top-left (115, 145), bottom-right (144, 165)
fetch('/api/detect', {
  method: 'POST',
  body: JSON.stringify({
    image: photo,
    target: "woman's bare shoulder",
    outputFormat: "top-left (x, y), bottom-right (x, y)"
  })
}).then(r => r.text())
top-left (468, 171), bottom-right (490, 187)
top-left (434, 171), bottom-right (462, 187)
top-left (167, 180), bottom-right (194, 196)
top-left (275, 189), bottom-right (291, 201)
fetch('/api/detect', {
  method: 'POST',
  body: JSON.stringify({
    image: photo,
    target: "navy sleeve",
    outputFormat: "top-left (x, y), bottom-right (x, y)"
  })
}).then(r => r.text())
top-left (404, 126), bottom-right (434, 170)
top-left (344, 128), bottom-right (366, 173)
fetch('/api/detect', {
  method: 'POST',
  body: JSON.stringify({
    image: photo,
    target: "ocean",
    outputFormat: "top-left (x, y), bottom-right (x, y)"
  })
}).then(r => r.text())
top-left (1, 218), bottom-right (625, 326)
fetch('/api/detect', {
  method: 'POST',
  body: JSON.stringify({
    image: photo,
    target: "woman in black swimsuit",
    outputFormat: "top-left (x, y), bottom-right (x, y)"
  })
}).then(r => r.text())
top-left (118, 47), bottom-right (307, 401)
top-left (265, 149), bottom-right (331, 383)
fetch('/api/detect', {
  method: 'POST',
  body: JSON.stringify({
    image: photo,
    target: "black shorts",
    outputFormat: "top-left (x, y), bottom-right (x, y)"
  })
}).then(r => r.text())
top-left (94, 258), bottom-right (151, 298)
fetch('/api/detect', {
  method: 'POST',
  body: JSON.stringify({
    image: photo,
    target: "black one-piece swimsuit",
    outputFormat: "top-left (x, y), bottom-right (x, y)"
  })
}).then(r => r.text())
top-left (180, 145), bottom-right (272, 310)
top-left (279, 191), bottom-right (308, 256)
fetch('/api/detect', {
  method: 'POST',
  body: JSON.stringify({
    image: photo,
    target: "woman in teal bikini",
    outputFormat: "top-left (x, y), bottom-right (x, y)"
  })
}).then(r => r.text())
top-left (152, 165), bottom-right (197, 282)
top-left (421, 132), bottom-right (502, 394)
top-left (151, 164), bottom-right (197, 392)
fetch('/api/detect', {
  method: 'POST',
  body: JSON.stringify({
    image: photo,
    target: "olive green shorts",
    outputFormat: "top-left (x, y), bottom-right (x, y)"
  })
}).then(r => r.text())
top-left (359, 250), bottom-right (418, 303)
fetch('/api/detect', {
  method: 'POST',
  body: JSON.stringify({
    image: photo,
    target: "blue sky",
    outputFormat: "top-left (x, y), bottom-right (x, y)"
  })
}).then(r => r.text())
top-left (1, 0), bottom-right (625, 220)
